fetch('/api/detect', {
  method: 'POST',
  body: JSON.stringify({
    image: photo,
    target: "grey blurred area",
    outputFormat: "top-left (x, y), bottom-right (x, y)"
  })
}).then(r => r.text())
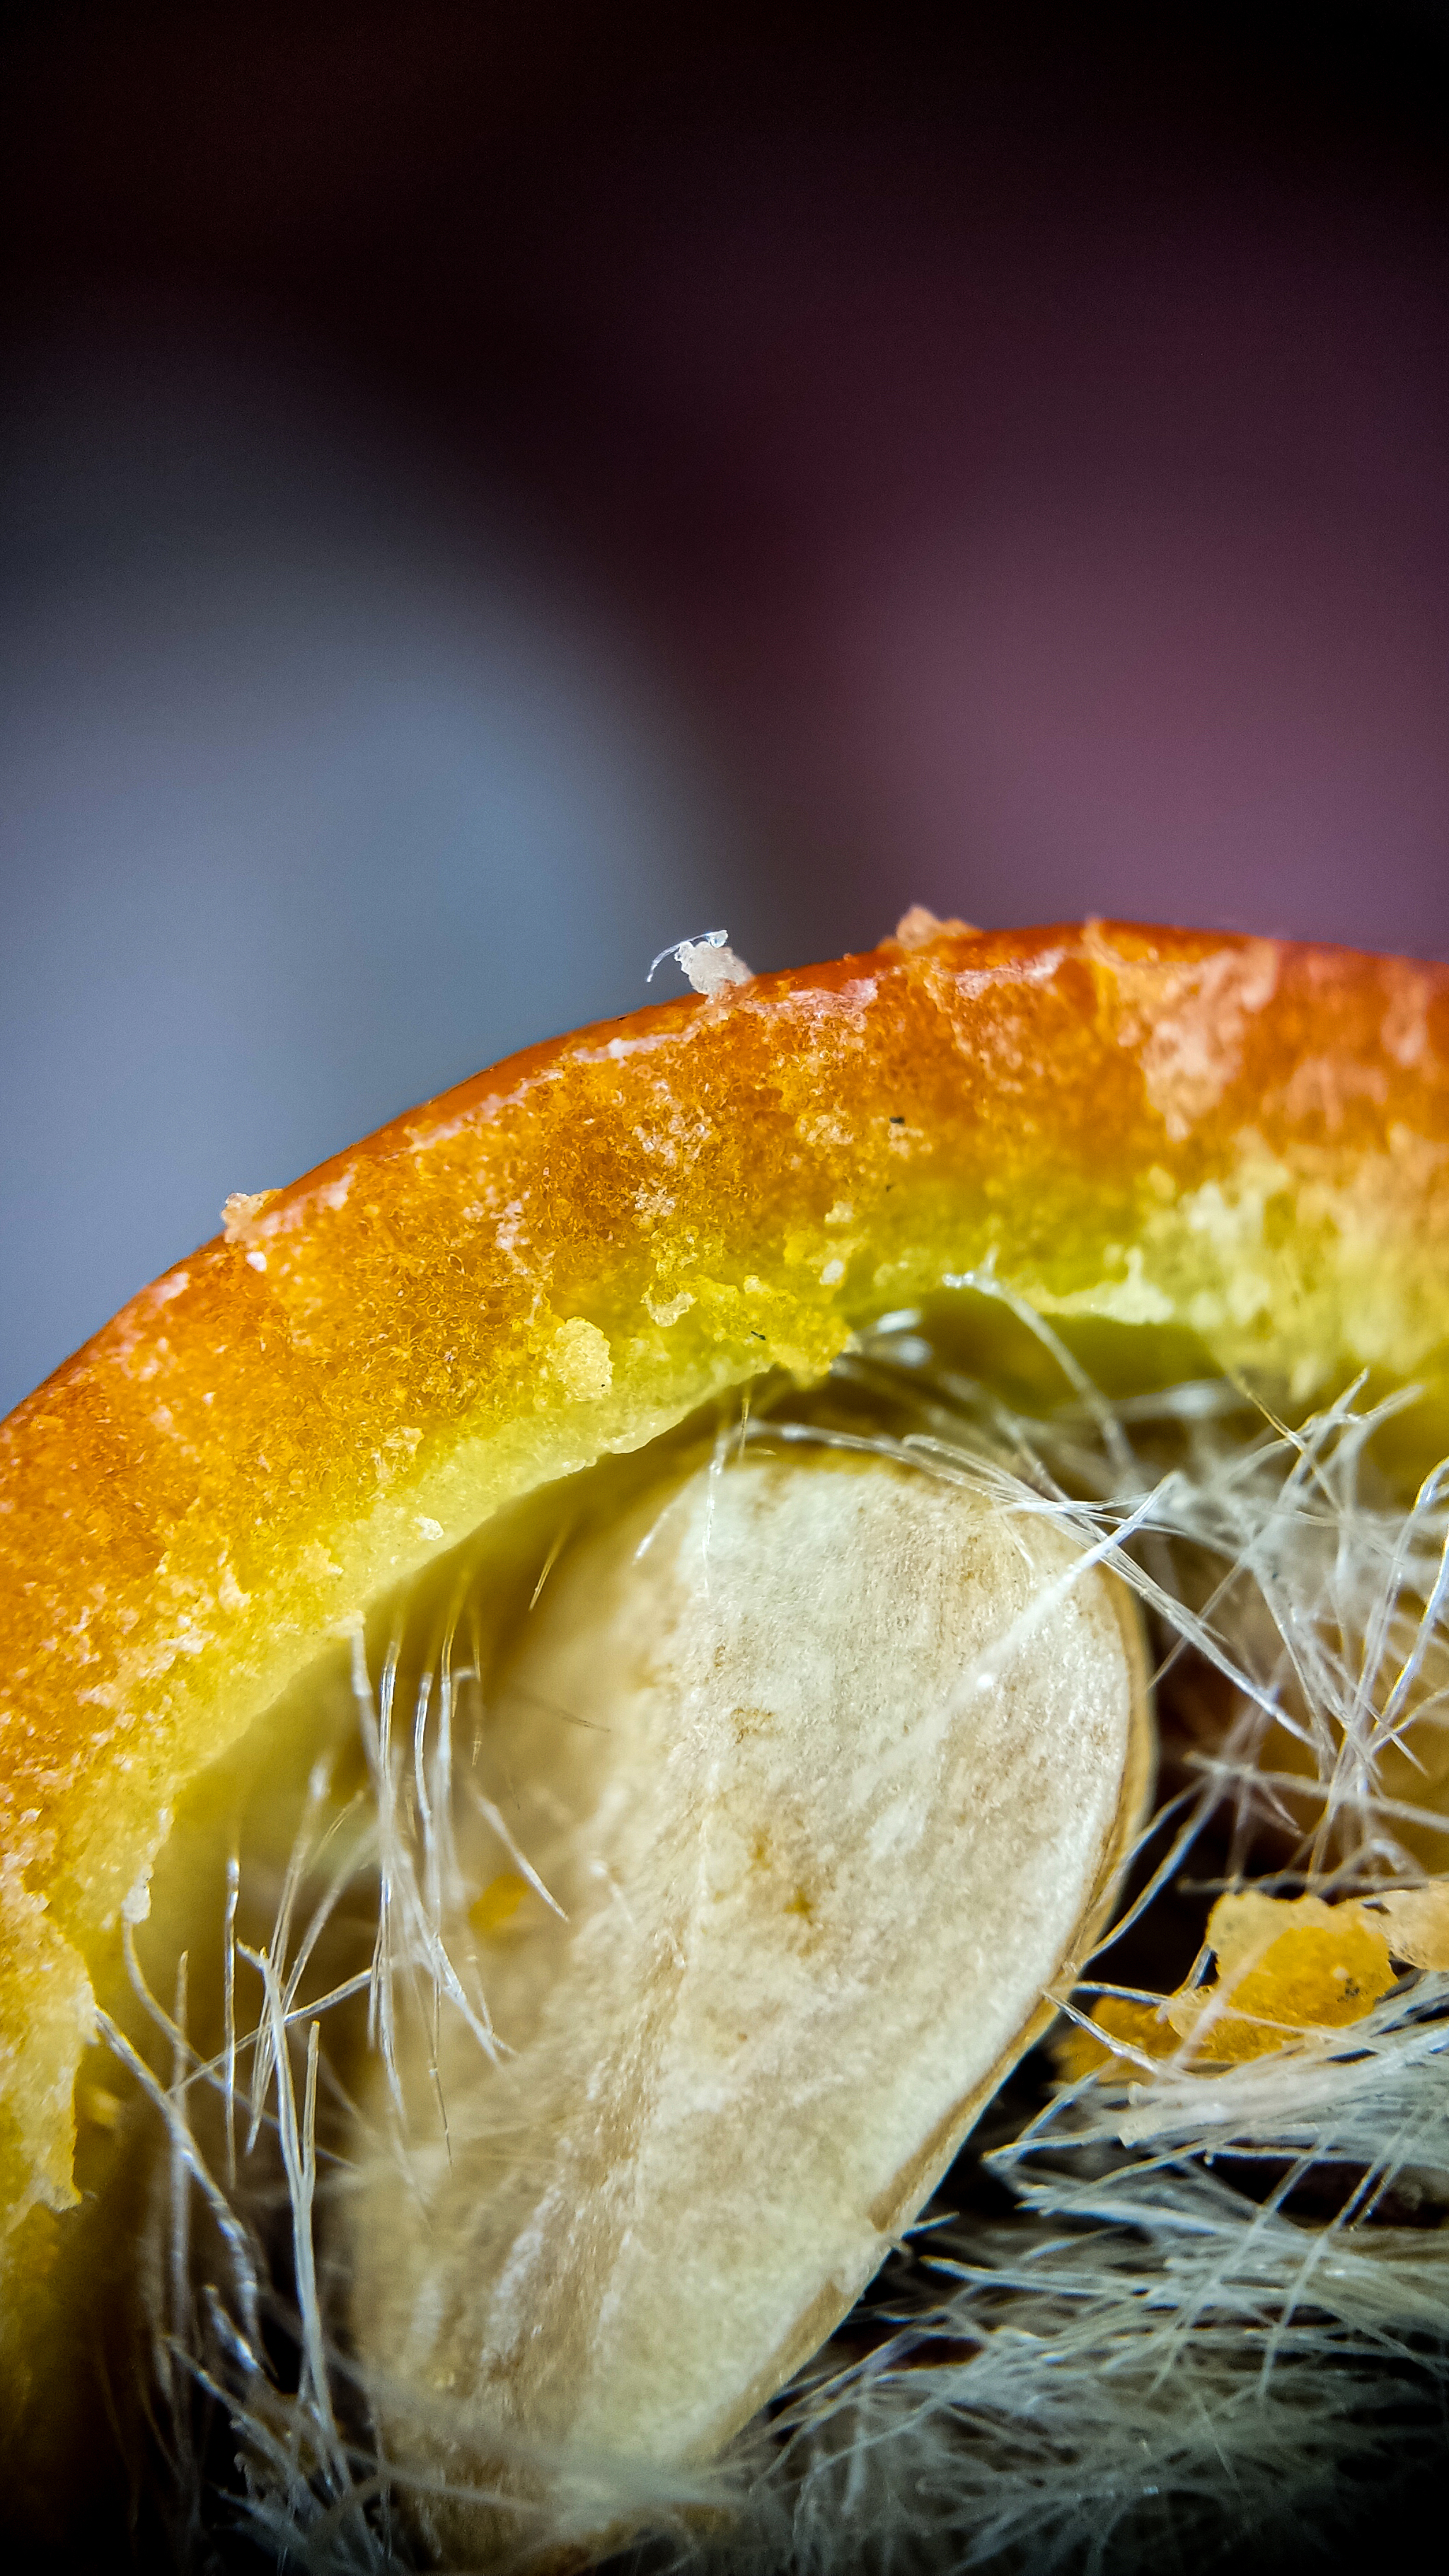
top-left (0, 334), bottom-right (769, 1414)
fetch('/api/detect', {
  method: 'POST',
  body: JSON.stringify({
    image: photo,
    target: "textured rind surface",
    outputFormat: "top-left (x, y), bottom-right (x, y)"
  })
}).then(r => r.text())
top-left (3, 916), bottom-right (1449, 2343)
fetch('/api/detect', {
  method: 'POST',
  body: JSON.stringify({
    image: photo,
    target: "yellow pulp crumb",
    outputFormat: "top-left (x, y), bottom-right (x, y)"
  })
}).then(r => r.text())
top-left (468, 1872), bottom-right (531, 1938)
top-left (1058, 1879), bottom-right (1449, 2081)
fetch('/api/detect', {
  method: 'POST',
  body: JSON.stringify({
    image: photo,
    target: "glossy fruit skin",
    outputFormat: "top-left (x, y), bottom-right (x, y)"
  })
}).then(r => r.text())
top-left (2, 916), bottom-right (1448, 2437)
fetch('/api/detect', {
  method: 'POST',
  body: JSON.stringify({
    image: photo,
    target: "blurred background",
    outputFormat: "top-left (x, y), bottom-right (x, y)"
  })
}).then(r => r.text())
top-left (4, 2), bottom-right (1448, 1411)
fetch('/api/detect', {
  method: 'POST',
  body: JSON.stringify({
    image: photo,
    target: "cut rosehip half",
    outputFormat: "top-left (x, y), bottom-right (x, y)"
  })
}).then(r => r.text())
top-left (2, 916), bottom-right (1446, 2566)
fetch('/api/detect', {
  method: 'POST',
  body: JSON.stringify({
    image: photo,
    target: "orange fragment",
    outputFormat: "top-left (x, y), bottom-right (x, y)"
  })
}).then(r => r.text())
top-left (1365, 1881), bottom-right (1449, 1970)
top-left (1061, 1883), bottom-right (1436, 2084)
top-left (1177, 1896), bottom-right (1397, 2062)
top-left (1055, 1993), bottom-right (1180, 2081)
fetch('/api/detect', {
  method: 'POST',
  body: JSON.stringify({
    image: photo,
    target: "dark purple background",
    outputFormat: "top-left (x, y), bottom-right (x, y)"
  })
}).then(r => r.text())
top-left (4, 5), bottom-right (1448, 1409)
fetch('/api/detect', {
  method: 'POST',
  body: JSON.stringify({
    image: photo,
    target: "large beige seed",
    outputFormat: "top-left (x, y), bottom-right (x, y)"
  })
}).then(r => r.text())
top-left (348, 1448), bottom-right (1150, 2554)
